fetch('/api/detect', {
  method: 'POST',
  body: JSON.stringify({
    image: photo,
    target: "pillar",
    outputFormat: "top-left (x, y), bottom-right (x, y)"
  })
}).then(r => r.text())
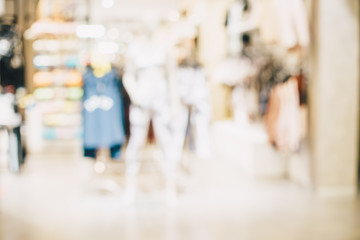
top-left (309, 0), bottom-right (359, 196)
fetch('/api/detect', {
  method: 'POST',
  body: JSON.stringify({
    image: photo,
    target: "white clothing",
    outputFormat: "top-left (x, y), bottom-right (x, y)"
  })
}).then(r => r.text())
top-left (259, 0), bottom-right (310, 48)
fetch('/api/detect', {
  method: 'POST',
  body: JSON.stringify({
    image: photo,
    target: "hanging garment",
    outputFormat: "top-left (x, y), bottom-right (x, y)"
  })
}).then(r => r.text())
top-left (265, 77), bottom-right (300, 152)
top-left (84, 144), bottom-right (122, 159)
top-left (0, 93), bottom-right (23, 173)
top-left (226, 1), bottom-right (245, 55)
top-left (256, 57), bottom-right (290, 116)
top-left (0, 23), bottom-right (25, 88)
top-left (82, 68), bottom-right (126, 150)
top-left (225, 0), bottom-right (262, 55)
top-left (213, 57), bottom-right (257, 86)
top-left (0, 93), bottom-right (21, 127)
top-left (8, 127), bottom-right (22, 173)
top-left (0, 56), bottom-right (25, 88)
top-left (0, 127), bottom-right (22, 173)
top-left (259, 0), bottom-right (310, 49)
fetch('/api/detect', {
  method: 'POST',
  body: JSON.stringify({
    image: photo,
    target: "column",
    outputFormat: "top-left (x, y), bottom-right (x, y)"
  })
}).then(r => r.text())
top-left (309, 0), bottom-right (359, 196)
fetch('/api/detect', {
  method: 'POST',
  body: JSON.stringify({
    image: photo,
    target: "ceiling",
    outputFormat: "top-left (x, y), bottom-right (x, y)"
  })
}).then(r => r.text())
top-left (86, 0), bottom-right (180, 24)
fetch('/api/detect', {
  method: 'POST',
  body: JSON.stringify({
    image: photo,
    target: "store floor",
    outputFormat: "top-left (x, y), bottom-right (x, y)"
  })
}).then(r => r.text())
top-left (1, 122), bottom-right (360, 240)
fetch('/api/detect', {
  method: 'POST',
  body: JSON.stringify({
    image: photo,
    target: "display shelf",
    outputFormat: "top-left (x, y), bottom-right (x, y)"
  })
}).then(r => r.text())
top-left (29, 20), bottom-right (83, 141)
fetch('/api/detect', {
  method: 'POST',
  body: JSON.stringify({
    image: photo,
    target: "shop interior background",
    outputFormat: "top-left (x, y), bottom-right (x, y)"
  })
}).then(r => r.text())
top-left (0, 0), bottom-right (359, 239)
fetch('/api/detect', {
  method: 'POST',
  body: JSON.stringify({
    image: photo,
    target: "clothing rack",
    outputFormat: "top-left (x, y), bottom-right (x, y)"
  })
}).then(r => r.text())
top-left (0, 14), bottom-right (21, 89)
top-left (0, 6), bottom-right (24, 172)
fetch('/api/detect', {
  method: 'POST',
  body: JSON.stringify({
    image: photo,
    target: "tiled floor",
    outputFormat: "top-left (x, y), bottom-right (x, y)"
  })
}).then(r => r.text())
top-left (0, 124), bottom-right (359, 240)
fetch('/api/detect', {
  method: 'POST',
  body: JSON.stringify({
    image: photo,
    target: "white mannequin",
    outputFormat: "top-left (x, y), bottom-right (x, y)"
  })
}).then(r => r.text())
top-left (172, 39), bottom-right (212, 161)
top-left (226, 0), bottom-right (262, 56)
top-left (172, 66), bottom-right (212, 160)
top-left (123, 29), bottom-right (177, 206)
top-left (226, 0), bottom-right (246, 55)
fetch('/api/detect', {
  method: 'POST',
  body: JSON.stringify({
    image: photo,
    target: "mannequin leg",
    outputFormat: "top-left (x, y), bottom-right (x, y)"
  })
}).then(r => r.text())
top-left (232, 85), bottom-right (249, 126)
top-left (171, 104), bottom-right (189, 164)
top-left (193, 101), bottom-right (212, 159)
top-left (153, 105), bottom-right (177, 206)
top-left (124, 105), bottom-right (150, 204)
top-left (8, 128), bottom-right (20, 173)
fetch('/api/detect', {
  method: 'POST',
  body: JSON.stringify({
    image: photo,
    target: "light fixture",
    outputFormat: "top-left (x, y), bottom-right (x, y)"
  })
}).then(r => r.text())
top-left (107, 28), bottom-right (120, 40)
top-left (101, 0), bottom-right (114, 8)
top-left (76, 24), bottom-right (106, 39)
top-left (97, 41), bottom-right (119, 54)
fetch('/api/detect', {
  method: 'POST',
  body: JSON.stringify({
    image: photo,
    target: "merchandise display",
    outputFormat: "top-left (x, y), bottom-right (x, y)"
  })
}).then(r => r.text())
top-left (3, 2), bottom-right (360, 239)
top-left (214, 0), bottom-right (310, 152)
top-left (17, 0), bottom-right (311, 156)
top-left (1, 0), bottom-right (313, 205)
top-left (28, 19), bottom-right (83, 140)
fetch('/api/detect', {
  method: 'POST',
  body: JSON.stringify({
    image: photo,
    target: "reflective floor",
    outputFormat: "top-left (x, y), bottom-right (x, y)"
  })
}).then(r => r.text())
top-left (1, 123), bottom-right (360, 240)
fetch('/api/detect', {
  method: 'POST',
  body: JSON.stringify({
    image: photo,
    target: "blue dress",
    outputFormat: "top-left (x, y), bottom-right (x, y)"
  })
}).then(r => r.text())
top-left (82, 68), bottom-right (126, 153)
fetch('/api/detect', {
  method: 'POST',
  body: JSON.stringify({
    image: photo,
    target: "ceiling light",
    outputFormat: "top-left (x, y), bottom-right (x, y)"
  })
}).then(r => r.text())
top-left (102, 0), bottom-right (114, 8)
top-left (76, 24), bottom-right (106, 39)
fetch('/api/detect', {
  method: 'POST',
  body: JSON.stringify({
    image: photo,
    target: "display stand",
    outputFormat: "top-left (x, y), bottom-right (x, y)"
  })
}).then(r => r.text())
top-left (28, 20), bottom-right (83, 143)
